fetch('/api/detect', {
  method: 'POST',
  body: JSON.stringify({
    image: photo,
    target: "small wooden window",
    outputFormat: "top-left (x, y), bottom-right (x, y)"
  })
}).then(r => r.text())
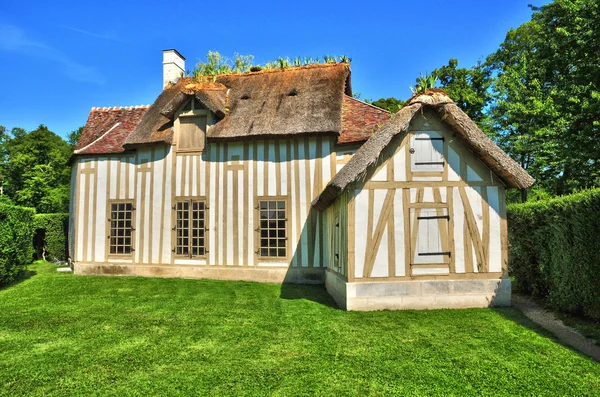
top-left (178, 116), bottom-right (207, 151)
top-left (410, 131), bottom-right (445, 172)
top-left (109, 202), bottom-right (134, 255)
top-left (175, 199), bottom-right (207, 257)
top-left (257, 199), bottom-right (287, 259)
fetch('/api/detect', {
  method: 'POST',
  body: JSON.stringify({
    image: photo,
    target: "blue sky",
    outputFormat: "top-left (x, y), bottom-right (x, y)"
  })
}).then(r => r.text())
top-left (0, 0), bottom-right (546, 139)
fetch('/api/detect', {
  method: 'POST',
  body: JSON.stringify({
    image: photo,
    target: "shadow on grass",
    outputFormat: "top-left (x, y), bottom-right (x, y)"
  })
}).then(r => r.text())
top-left (0, 269), bottom-right (37, 291)
top-left (491, 305), bottom-right (600, 362)
top-left (279, 283), bottom-right (340, 309)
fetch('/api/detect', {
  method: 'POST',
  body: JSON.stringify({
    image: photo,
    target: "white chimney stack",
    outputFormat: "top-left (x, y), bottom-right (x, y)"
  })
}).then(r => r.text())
top-left (163, 49), bottom-right (185, 89)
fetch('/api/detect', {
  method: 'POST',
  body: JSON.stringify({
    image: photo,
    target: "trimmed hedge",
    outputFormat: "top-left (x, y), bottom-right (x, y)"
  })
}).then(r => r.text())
top-left (0, 203), bottom-right (35, 285)
top-left (508, 189), bottom-right (600, 320)
top-left (33, 213), bottom-right (69, 262)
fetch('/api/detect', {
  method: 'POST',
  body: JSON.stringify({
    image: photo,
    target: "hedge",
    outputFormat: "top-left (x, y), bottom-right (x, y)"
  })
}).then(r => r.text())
top-left (33, 213), bottom-right (69, 262)
top-left (0, 203), bottom-right (35, 285)
top-left (508, 189), bottom-right (600, 320)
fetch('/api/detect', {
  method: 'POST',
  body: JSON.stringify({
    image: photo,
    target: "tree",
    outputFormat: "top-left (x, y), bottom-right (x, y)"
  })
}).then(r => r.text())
top-left (0, 125), bottom-right (72, 212)
top-left (369, 97), bottom-right (405, 113)
top-left (68, 126), bottom-right (83, 148)
top-left (432, 59), bottom-right (492, 127)
top-left (487, 0), bottom-right (600, 199)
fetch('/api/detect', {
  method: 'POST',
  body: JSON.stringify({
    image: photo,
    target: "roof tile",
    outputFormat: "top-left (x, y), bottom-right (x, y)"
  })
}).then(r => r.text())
top-left (76, 106), bottom-right (149, 155)
top-left (338, 96), bottom-right (389, 145)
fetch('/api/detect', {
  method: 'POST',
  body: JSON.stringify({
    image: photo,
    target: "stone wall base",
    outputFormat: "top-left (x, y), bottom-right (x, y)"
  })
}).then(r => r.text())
top-left (345, 279), bottom-right (511, 311)
top-left (74, 263), bottom-right (324, 284)
top-left (324, 269), bottom-right (348, 310)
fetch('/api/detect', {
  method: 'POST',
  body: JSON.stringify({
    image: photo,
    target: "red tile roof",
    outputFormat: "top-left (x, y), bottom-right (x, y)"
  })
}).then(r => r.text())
top-left (75, 106), bottom-right (149, 155)
top-left (338, 96), bottom-right (389, 145)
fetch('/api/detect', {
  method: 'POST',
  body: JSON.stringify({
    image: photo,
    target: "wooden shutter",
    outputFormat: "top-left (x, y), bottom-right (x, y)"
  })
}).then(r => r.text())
top-left (410, 207), bottom-right (450, 265)
top-left (179, 116), bottom-right (206, 151)
top-left (411, 131), bottom-right (444, 172)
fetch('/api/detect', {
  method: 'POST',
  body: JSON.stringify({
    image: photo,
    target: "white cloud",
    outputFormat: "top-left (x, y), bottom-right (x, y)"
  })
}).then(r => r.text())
top-left (58, 24), bottom-right (128, 43)
top-left (0, 23), bottom-right (105, 84)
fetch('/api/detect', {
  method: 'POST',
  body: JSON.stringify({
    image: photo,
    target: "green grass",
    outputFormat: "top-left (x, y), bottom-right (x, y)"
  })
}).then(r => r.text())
top-left (1, 262), bottom-right (599, 396)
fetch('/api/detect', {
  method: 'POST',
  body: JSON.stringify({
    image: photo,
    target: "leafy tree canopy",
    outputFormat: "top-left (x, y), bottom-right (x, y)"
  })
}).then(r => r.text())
top-left (368, 97), bottom-right (405, 113)
top-left (0, 125), bottom-right (72, 213)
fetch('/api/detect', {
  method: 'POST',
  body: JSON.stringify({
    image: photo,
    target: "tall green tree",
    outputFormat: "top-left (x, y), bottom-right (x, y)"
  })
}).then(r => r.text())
top-left (432, 59), bottom-right (492, 129)
top-left (0, 125), bottom-right (72, 212)
top-left (487, 0), bottom-right (600, 199)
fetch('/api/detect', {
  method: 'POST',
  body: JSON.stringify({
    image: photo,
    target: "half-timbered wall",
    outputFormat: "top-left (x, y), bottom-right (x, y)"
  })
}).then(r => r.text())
top-left (72, 136), bottom-right (337, 274)
top-left (347, 109), bottom-right (508, 281)
top-left (323, 190), bottom-right (349, 279)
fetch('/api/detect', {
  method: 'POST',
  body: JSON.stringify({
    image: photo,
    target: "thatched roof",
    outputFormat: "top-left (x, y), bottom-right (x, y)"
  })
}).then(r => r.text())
top-left (312, 90), bottom-right (535, 211)
top-left (123, 63), bottom-right (351, 148)
top-left (210, 63), bottom-right (350, 139)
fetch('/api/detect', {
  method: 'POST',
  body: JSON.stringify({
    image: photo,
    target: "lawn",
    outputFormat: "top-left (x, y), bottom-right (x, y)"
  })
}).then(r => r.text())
top-left (1, 262), bottom-right (599, 396)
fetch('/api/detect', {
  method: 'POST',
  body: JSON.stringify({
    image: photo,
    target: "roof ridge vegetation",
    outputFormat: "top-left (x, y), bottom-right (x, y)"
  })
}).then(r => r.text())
top-left (187, 50), bottom-right (351, 81)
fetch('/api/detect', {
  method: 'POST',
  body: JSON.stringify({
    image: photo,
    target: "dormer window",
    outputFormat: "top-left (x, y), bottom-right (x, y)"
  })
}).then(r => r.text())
top-left (176, 98), bottom-right (210, 152)
top-left (182, 97), bottom-right (206, 113)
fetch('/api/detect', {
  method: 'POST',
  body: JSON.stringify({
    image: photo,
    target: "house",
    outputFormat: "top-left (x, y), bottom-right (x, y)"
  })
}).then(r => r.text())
top-left (69, 49), bottom-right (534, 310)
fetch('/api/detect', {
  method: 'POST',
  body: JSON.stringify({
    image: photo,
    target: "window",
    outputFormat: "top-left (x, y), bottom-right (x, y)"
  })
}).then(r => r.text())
top-left (109, 202), bottom-right (134, 255)
top-left (177, 98), bottom-right (208, 152)
top-left (257, 199), bottom-right (288, 259)
top-left (410, 131), bottom-right (445, 172)
top-left (175, 199), bottom-right (207, 257)
top-left (178, 116), bottom-right (207, 151)
top-left (182, 97), bottom-right (206, 112)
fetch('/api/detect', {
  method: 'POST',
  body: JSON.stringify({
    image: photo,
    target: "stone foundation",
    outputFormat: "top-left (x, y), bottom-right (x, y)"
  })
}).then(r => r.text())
top-left (345, 278), bottom-right (511, 311)
top-left (74, 262), bottom-right (324, 284)
top-left (324, 269), bottom-right (348, 309)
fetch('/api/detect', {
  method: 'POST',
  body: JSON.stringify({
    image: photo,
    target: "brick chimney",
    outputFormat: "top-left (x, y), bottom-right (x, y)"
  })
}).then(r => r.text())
top-left (163, 49), bottom-right (185, 89)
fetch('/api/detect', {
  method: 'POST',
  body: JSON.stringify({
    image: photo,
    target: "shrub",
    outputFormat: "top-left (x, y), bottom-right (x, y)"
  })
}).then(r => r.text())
top-left (508, 189), bottom-right (600, 320)
top-left (33, 213), bottom-right (69, 262)
top-left (0, 203), bottom-right (35, 285)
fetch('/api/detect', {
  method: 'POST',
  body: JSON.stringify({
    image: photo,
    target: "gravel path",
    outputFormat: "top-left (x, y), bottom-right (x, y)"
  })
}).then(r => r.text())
top-left (512, 294), bottom-right (600, 362)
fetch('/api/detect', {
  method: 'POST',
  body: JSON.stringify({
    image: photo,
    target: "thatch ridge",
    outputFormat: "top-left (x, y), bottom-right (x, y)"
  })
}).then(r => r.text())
top-left (312, 103), bottom-right (422, 210)
top-left (312, 92), bottom-right (535, 211)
